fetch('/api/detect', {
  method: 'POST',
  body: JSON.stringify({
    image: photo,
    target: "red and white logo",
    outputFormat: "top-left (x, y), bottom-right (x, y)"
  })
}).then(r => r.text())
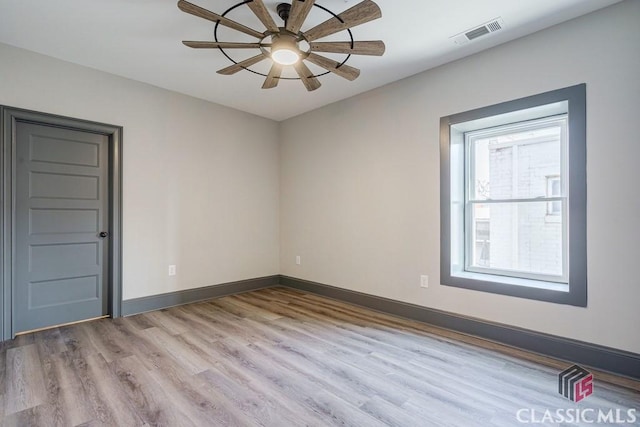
top-left (558, 364), bottom-right (593, 402)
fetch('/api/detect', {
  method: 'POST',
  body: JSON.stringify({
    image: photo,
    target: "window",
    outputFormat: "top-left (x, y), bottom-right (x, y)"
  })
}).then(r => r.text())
top-left (465, 116), bottom-right (568, 283)
top-left (440, 84), bottom-right (587, 306)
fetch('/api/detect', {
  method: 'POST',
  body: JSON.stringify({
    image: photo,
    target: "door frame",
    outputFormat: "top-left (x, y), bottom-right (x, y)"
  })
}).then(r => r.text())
top-left (0, 106), bottom-right (123, 340)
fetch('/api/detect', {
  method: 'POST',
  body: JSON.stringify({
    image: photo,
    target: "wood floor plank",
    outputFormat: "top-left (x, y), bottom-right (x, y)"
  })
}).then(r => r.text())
top-left (197, 302), bottom-right (275, 345)
top-left (250, 327), bottom-right (412, 407)
top-left (196, 368), bottom-right (303, 427)
top-left (199, 354), bottom-right (325, 426)
top-left (57, 324), bottom-right (97, 359)
top-left (36, 346), bottom-right (79, 427)
top-left (204, 338), bottom-right (351, 426)
top-left (125, 313), bottom-right (156, 330)
top-left (144, 356), bottom-right (252, 427)
top-left (402, 395), bottom-right (490, 427)
top-left (141, 327), bottom-right (211, 374)
top-left (225, 295), bottom-right (284, 321)
top-left (4, 344), bottom-right (47, 415)
top-left (110, 355), bottom-right (198, 426)
top-left (38, 349), bottom-right (95, 426)
top-left (185, 302), bottom-right (257, 345)
top-left (33, 328), bottom-right (67, 356)
top-left (1, 287), bottom-right (638, 426)
top-left (106, 317), bottom-right (183, 374)
top-left (273, 316), bottom-right (375, 356)
top-left (189, 338), bottom-right (327, 426)
top-left (1, 406), bottom-right (42, 427)
top-left (73, 352), bottom-right (142, 426)
top-left (205, 298), bottom-right (253, 319)
top-left (310, 389), bottom-right (389, 427)
top-left (77, 320), bottom-right (132, 363)
top-left (234, 292), bottom-right (304, 320)
top-left (142, 309), bottom-right (191, 335)
top-left (247, 339), bottom-right (382, 408)
top-left (169, 305), bottom-right (234, 342)
top-left (360, 395), bottom-right (428, 427)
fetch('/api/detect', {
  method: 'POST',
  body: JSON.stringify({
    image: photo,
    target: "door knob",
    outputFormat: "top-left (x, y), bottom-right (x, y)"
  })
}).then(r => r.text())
top-left (99, 231), bottom-right (109, 238)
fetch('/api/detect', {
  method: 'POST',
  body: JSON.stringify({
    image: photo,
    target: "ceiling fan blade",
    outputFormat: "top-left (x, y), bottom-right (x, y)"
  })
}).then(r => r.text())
top-left (246, 0), bottom-right (280, 33)
top-left (178, 0), bottom-right (264, 39)
top-left (286, 0), bottom-right (315, 34)
top-left (304, 0), bottom-right (382, 42)
top-left (305, 53), bottom-right (360, 81)
top-left (262, 63), bottom-right (283, 89)
top-left (183, 41), bottom-right (262, 49)
top-left (310, 40), bottom-right (385, 56)
top-left (293, 61), bottom-right (321, 91)
top-left (217, 54), bottom-right (267, 75)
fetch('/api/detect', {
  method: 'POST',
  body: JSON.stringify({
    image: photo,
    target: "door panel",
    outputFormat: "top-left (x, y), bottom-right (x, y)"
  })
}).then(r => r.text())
top-left (28, 275), bottom-right (100, 309)
top-left (29, 134), bottom-right (100, 167)
top-left (29, 242), bottom-right (99, 275)
top-left (14, 122), bottom-right (109, 333)
top-left (30, 208), bottom-right (99, 235)
top-left (29, 171), bottom-right (99, 200)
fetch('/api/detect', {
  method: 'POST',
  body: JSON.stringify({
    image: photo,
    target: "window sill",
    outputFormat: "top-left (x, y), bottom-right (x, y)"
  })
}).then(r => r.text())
top-left (452, 270), bottom-right (569, 293)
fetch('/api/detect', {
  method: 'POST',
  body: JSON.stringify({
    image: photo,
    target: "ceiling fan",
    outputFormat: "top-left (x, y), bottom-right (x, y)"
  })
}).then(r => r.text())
top-left (177, 0), bottom-right (385, 91)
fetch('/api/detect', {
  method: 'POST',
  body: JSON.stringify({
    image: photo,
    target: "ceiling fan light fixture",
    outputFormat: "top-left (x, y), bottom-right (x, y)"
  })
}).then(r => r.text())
top-left (270, 33), bottom-right (300, 65)
top-left (271, 47), bottom-right (299, 65)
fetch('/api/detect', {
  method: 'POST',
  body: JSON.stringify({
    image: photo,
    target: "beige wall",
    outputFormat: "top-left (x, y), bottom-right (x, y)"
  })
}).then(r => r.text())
top-left (280, 1), bottom-right (640, 353)
top-left (0, 42), bottom-right (280, 300)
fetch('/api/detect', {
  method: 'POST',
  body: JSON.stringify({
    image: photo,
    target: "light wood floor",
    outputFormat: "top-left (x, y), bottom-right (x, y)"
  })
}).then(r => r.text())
top-left (1, 287), bottom-right (638, 426)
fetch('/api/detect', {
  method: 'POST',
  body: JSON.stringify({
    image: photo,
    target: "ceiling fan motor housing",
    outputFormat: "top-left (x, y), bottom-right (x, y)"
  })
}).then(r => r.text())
top-left (277, 3), bottom-right (291, 23)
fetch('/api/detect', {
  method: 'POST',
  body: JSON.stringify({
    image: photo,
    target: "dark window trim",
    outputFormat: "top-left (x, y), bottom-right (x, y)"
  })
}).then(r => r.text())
top-left (440, 84), bottom-right (587, 306)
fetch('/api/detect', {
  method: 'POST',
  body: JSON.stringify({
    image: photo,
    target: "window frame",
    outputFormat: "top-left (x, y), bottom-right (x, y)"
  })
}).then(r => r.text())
top-left (463, 116), bottom-right (569, 284)
top-left (440, 84), bottom-right (587, 306)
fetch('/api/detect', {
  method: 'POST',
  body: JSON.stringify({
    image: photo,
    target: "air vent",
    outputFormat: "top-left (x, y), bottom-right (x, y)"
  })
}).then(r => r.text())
top-left (486, 20), bottom-right (503, 32)
top-left (451, 18), bottom-right (505, 46)
top-left (465, 26), bottom-right (490, 40)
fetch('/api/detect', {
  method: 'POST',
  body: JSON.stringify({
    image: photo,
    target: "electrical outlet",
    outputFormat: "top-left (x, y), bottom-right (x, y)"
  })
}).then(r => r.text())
top-left (296, 255), bottom-right (301, 265)
top-left (420, 275), bottom-right (429, 288)
top-left (168, 265), bottom-right (176, 276)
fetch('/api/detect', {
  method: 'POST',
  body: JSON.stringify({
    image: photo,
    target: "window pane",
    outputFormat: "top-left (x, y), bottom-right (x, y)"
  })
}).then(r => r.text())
top-left (471, 122), bottom-right (563, 200)
top-left (470, 202), bottom-right (564, 277)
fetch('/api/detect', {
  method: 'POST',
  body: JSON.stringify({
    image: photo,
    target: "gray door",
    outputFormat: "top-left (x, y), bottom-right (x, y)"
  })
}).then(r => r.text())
top-left (14, 122), bottom-right (109, 333)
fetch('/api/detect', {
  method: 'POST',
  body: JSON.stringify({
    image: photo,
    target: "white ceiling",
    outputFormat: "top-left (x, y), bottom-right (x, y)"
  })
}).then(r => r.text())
top-left (0, 0), bottom-right (622, 121)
